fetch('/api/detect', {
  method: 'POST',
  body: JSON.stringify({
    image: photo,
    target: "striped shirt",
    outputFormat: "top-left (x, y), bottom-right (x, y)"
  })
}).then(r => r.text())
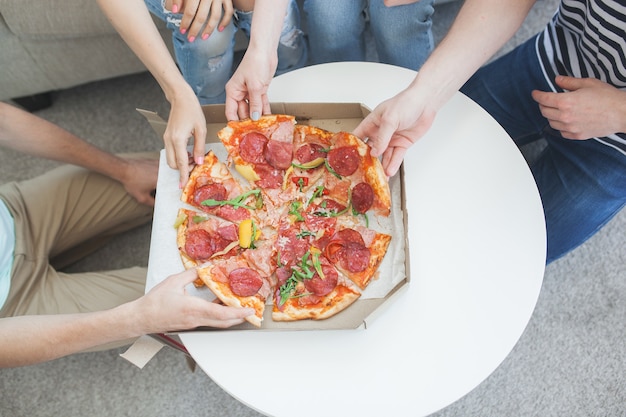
top-left (536, 0), bottom-right (626, 154)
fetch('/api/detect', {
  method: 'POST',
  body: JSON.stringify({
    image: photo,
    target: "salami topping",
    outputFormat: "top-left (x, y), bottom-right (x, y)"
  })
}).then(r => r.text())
top-left (229, 267), bottom-right (263, 297)
top-left (216, 205), bottom-right (250, 222)
top-left (330, 228), bottom-right (365, 247)
top-left (253, 164), bottom-right (283, 189)
top-left (304, 262), bottom-right (338, 296)
top-left (295, 143), bottom-right (327, 164)
top-left (275, 266), bottom-right (292, 286)
top-left (324, 228), bottom-right (370, 271)
top-left (351, 182), bottom-right (374, 214)
top-left (327, 146), bottom-right (360, 176)
top-left (264, 139), bottom-right (293, 169)
top-left (240, 132), bottom-right (268, 164)
top-left (193, 184), bottom-right (227, 206)
top-left (338, 242), bottom-right (370, 272)
top-left (185, 229), bottom-right (232, 260)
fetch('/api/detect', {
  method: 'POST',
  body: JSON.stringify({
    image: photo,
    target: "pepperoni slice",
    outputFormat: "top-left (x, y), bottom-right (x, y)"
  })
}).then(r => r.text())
top-left (253, 163), bottom-right (283, 189)
top-left (295, 143), bottom-right (327, 163)
top-left (184, 229), bottom-right (214, 260)
top-left (216, 205), bottom-right (250, 222)
top-left (304, 262), bottom-right (338, 296)
top-left (330, 228), bottom-right (365, 247)
top-left (338, 242), bottom-right (370, 272)
top-left (193, 184), bottom-right (227, 206)
top-left (240, 132), bottom-right (268, 164)
top-left (228, 267), bottom-right (263, 297)
top-left (264, 140), bottom-right (293, 169)
top-left (327, 146), bottom-right (360, 176)
top-left (351, 182), bottom-right (374, 214)
top-left (277, 228), bottom-right (310, 267)
top-left (275, 266), bottom-right (292, 286)
top-left (324, 240), bottom-right (344, 264)
top-left (325, 229), bottom-right (366, 265)
top-left (185, 229), bottom-right (232, 260)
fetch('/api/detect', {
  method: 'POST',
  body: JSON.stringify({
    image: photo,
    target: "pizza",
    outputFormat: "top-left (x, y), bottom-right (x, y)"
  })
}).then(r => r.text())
top-left (176, 114), bottom-right (393, 327)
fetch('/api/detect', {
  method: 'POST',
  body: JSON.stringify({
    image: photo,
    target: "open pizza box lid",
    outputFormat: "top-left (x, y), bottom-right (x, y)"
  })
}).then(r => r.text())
top-left (139, 102), bottom-right (410, 332)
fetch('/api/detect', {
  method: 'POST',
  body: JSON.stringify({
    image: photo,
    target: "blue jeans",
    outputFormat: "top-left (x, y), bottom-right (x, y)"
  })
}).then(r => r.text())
top-left (145, 0), bottom-right (307, 104)
top-left (461, 37), bottom-right (626, 264)
top-left (302, 0), bottom-right (434, 70)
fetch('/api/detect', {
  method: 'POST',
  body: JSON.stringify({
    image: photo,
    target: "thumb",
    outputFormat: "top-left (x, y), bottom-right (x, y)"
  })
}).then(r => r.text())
top-left (554, 75), bottom-right (583, 91)
top-left (168, 268), bottom-right (200, 288)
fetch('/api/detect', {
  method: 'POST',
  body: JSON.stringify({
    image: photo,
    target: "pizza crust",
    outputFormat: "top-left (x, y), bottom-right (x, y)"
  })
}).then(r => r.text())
top-left (197, 264), bottom-right (266, 327)
top-left (272, 283), bottom-right (361, 322)
top-left (335, 232), bottom-right (392, 290)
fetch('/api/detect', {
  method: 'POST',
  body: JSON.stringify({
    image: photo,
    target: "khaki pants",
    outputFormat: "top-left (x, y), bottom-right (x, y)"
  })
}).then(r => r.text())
top-left (0, 158), bottom-right (155, 349)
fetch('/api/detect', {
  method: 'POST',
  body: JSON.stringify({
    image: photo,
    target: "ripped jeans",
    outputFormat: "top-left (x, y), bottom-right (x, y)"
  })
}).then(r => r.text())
top-left (145, 0), bottom-right (308, 104)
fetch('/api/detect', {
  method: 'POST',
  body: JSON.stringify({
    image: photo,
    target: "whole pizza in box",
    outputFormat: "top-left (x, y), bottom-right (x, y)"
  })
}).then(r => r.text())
top-left (176, 114), bottom-right (392, 327)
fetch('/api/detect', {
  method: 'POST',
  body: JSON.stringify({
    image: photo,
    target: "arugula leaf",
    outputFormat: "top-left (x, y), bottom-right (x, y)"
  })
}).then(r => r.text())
top-left (201, 189), bottom-right (262, 210)
top-left (324, 159), bottom-right (342, 179)
top-left (289, 201), bottom-right (305, 222)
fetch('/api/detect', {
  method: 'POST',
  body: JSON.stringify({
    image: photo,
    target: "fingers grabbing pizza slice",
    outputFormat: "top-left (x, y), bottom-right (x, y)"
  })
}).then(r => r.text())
top-left (197, 255), bottom-right (272, 328)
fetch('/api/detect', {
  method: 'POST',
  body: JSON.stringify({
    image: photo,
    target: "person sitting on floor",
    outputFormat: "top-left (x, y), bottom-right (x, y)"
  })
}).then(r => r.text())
top-left (0, 102), bottom-right (254, 368)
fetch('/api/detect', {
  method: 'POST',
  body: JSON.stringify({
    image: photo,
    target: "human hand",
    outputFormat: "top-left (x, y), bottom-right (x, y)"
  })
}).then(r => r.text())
top-left (353, 88), bottom-right (437, 177)
top-left (532, 75), bottom-right (626, 140)
top-left (225, 47), bottom-right (276, 121)
top-left (137, 269), bottom-right (255, 332)
top-left (167, 0), bottom-right (234, 41)
top-left (119, 157), bottom-right (159, 206)
top-left (164, 88), bottom-right (207, 187)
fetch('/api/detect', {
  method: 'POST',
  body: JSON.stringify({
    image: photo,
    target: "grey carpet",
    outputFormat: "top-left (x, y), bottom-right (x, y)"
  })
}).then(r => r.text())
top-left (1, 1), bottom-right (625, 416)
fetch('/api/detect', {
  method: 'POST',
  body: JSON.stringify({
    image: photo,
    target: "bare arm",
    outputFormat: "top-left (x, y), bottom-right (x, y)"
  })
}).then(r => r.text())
top-left (96, 0), bottom-right (207, 188)
top-left (354, 0), bottom-right (538, 176)
top-left (0, 269), bottom-right (254, 368)
top-left (225, 0), bottom-right (290, 120)
top-left (0, 102), bottom-right (157, 205)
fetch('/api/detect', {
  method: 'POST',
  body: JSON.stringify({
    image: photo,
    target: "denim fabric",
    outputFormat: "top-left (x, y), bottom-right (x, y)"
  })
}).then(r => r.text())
top-left (145, 0), bottom-right (307, 104)
top-left (235, 0), bottom-right (308, 76)
top-left (461, 37), bottom-right (626, 264)
top-left (302, 0), bottom-right (434, 70)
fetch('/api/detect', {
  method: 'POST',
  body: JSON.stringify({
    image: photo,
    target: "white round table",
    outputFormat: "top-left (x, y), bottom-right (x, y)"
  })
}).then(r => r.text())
top-left (180, 62), bottom-right (546, 417)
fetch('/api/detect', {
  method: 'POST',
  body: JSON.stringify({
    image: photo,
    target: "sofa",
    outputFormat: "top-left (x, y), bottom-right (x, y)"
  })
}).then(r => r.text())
top-left (0, 0), bottom-right (173, 109)
top-left (1, 0), bottom-right (458, 111)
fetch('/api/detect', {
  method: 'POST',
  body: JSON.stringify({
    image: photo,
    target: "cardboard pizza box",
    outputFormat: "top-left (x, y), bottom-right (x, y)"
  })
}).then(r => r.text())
top-left (139, 102), bottom-right (409, 331)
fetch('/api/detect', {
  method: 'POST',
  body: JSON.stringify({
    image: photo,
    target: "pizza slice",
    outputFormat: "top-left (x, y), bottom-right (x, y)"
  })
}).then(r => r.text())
top-left (321, 224), bottom-right (392, 290)
top-left (272, 234), bottom-right (361, 321)
top-left (218, 114), bottom-right (296, 190)
top-left (283, 124), bottom-right (334, 194)
top-left (323, 131), bottom-right (392, 217)
top-left (181, 150), bottom-right (263, 223)
top-left (175, 208), bottom-right (240, 269)
top-left (197, 254), bottom-right (272, 328)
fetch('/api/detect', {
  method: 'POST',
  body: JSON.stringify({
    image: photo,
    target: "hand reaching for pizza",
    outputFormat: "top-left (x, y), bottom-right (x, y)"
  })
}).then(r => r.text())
top-left (353, 87), bottom-right (437, 177)
top-left (136, 268), bottom-right (256, 332)
top-left (164, 86), bottom-right (208, 188)
top-left (225, 47), bottom-right (275, 122)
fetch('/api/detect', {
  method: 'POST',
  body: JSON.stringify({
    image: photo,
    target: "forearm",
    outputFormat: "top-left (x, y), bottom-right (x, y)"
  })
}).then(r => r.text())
top-left (0, 303), bottom-right (141, 368)
top-left (408, 0), bottom-right (537, 109)
top-left (96, 0), bottom-right (195, 104)
top-left (247, 0), bottom-right (290, 58)
top-left (0, 103), bottom-right (131, 183)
